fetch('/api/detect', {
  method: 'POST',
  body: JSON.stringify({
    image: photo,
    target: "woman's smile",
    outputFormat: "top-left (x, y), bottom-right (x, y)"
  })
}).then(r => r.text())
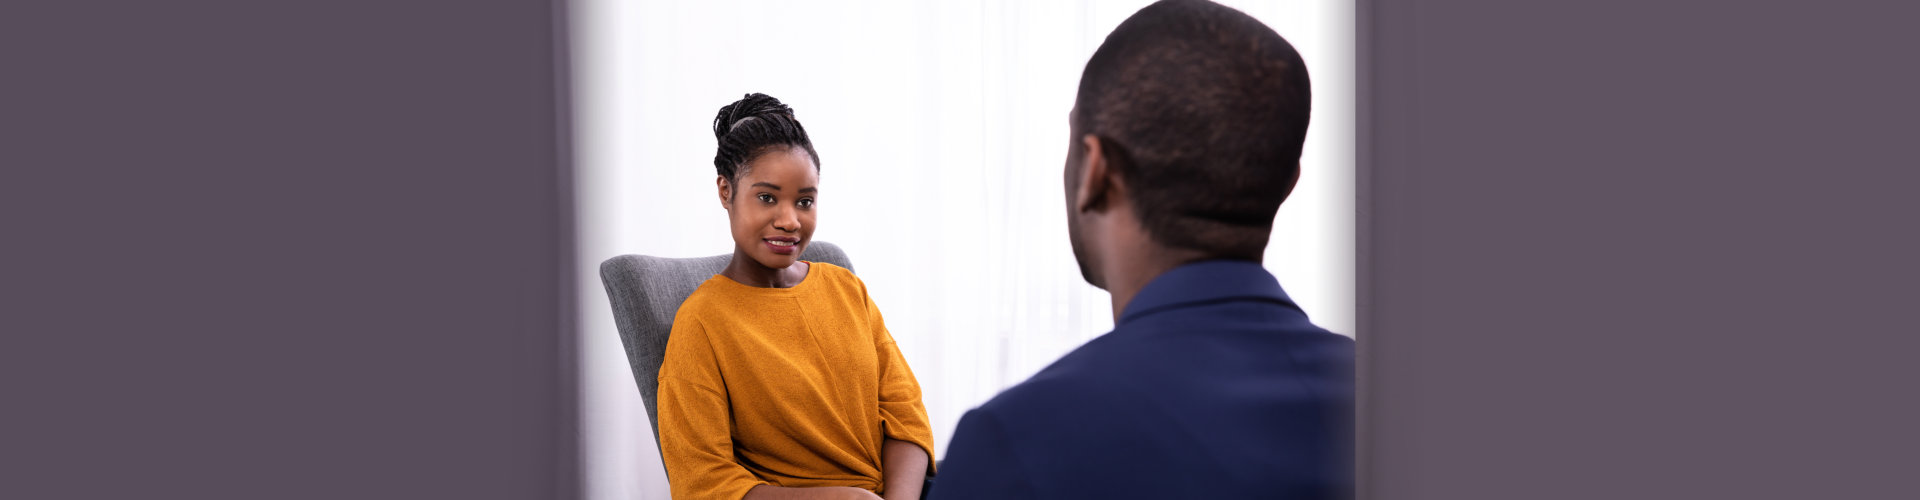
top-left (764, 236), bottom-right (800, 255)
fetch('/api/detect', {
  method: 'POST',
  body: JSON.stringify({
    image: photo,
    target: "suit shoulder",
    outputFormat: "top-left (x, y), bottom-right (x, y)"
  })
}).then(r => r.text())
top-left (974, 345), bottom-right (1136, 420)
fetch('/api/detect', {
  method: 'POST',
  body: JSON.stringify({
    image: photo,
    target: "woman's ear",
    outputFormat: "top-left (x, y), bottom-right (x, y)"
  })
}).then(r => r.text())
top-left (1073, 134), bottom-right (1112, 214)
top-left (717, 175), bottom-right (733, 210)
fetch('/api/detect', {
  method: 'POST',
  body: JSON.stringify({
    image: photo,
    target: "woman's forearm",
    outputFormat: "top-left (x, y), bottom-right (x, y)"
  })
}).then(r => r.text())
top-left (743, 484), bottom-right (880, 500)
top-left (879, 438), bottom-right (929, 500)
top-left (736, 439), bottom-right (925, 500)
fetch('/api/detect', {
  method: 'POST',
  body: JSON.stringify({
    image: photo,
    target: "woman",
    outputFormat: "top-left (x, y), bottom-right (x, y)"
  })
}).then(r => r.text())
top-left (656, 93), bottom-right (934, 500)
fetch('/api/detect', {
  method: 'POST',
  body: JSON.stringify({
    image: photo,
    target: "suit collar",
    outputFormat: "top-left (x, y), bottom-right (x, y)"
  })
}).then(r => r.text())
top-left (1117, 259), bottom-right (1302, 326)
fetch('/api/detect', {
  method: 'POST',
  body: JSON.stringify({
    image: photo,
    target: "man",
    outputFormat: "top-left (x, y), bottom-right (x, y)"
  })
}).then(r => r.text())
top-left (929, 1), bottom-right (1354, 498)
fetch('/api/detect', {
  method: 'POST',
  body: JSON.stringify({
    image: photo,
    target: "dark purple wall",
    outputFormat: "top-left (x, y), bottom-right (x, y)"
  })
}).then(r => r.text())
top-left (2, 1), bottom-right (576, 499)
top-left (1361, 1), bottom-right (1919, 498)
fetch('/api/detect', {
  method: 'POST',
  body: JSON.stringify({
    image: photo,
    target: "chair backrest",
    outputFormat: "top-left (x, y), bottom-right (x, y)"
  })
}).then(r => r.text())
top-left (598, 241), bottom-right (855, 450)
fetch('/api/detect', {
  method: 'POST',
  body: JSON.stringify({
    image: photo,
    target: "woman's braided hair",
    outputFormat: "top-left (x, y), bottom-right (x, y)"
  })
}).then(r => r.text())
top-left (711, 93), bottom-right (820, 184)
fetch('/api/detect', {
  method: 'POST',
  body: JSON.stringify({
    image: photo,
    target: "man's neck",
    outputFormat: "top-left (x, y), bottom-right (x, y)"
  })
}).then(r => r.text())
top-left (1104, 245), bottom-right (1214, 323)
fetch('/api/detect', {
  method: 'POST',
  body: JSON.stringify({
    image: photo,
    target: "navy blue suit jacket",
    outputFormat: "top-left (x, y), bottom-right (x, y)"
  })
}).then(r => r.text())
top-left (929, 260), bottom-right (1355, 499)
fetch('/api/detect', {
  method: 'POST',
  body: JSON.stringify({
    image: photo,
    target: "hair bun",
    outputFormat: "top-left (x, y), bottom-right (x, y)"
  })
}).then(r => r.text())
top-left (712, 93), bottom-right (794, 141)
top-left (709, 92), bottom-right (818, 181)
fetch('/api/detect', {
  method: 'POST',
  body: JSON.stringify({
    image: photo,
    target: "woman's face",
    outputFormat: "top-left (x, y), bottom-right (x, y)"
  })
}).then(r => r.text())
top-left (719, 146), bottom-right (819, 270)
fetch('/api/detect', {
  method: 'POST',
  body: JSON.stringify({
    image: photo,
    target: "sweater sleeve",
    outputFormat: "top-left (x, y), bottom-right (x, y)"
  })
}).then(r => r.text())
top-left (866, 288), bottom-right (937, 474)
top-left (657, 315), bottom-right (768, 500)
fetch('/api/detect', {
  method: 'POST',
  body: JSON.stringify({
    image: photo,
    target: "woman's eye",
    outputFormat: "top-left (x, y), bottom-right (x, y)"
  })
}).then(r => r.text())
top-left (798, 198), bottom-right (814, 208)
top-left (758, 194), bottom-right (774, 203)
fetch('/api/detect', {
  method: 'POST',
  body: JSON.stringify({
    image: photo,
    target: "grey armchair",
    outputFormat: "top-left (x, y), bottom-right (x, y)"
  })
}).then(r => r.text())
top-left (597, 241), bottom-right (855, 450)
top-left (600, 243), bottom-right (935, 496)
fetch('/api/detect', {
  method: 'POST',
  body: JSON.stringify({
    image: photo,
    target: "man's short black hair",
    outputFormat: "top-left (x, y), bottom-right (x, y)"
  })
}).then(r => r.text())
top-left (1073, 0), bottom-right (1312, 260)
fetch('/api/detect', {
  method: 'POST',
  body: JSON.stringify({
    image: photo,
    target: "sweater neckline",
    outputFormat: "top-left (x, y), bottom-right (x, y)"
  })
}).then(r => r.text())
top-left (710, 261), bottom-right (817, 293)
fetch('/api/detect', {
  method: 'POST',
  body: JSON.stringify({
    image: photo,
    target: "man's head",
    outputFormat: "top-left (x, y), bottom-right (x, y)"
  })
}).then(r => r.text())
top-left (1065, 0), bottom-right (1311, 289)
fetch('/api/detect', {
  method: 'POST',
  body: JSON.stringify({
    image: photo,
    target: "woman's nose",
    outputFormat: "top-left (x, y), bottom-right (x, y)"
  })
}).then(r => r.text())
top-left (773, 206), bottom-right (799, 231)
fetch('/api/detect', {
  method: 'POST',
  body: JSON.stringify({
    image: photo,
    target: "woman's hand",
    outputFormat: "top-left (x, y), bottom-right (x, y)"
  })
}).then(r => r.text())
top-left (820, 486), bottom-right (883, 500)
top-left (743, 485), bottom-right (882, 500)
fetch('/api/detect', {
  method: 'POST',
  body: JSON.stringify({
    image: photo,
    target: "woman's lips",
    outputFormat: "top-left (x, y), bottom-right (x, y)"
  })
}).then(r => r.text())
top-left (763, 237), bottom-right (799, 255)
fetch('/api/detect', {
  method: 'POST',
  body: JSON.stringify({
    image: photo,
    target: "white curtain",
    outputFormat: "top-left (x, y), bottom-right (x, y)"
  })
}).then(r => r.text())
top-left (573, 1), bottom-right (1354, 498)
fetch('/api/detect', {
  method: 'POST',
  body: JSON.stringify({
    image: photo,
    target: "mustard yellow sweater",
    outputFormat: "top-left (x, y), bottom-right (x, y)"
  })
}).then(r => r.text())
top-left (657, 262), bottom-right (935, 500)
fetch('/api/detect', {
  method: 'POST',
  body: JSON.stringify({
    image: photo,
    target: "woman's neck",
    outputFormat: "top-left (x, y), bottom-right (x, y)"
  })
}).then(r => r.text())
top-left (720, 250), bottom-right (808, 288)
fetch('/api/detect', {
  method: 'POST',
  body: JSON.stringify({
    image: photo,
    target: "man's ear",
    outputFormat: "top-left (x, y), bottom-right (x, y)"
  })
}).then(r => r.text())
top-left (1280, 162), bottom-right (1302, 202)
top-left (1074, 134), bottom-right (1113, 214)
top-left (717, 175), bottom-right (733, 210)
